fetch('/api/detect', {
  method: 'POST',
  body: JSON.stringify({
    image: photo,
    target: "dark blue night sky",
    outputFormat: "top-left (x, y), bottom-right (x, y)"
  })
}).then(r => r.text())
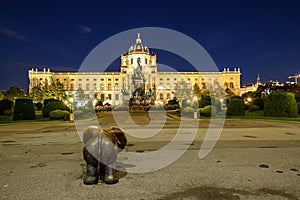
top-left (0, 0), bottom-right (300, 91)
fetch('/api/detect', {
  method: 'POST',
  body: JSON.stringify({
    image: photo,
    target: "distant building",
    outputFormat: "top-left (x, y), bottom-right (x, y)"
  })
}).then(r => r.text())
top-left (240, 74), bottom-right (262, 95)
top-left (28, 34), bottom-right (241, 105)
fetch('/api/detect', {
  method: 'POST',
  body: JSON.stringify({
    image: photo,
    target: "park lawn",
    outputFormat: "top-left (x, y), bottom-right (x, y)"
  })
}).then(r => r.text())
top-left (226, 110), bottom-right (300, 122)
top-left (0, 110), bottom-right (49, 124)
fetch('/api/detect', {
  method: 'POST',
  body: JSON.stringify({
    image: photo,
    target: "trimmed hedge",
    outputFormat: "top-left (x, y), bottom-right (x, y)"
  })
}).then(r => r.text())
top-left (42, 98), bottom-right (60, 117)
top-left (43, 101), bottom-right (69, 117)
top-left (264, 92), bottom-right (298, 118)
top-left (295, 91), bottom-right (300, 102)
top-left (182, 106), bottom-right (195, 118)
top-left (49, 110), bottom-right (70, 120)
top-left (297, 102), bottom-right (300, 114)
top-left (0, 99), bottom-right (14, 115)
top-left (199, 105), bottom-right (216, 117)
top-left (13, 98), bottom-right (36, 120)
top-left (227, 98), bottom-right (245, 116)
top-left (252, 98), bottom-right (264, 110)
top-left (249, 105), bottom-right (260, 112)
top-left (199, 96), bottom-right (211, 108)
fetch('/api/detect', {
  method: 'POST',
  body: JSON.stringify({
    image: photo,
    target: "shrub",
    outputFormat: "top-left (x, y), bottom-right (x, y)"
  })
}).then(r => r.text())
top-left (252, 98), bottom-right (264, 110)
top-left (42, 98), bottom-right (60, 117)
top-left (0, 99), bottom-right (14, 115)
top-left (295, 91), bottom-right (300, 102)
top-left (199, 105), bottom-right (217, 117)
top-left (249, 105), bottom-right (260, 112)
top-left (264, 92), bottom-right (298, 118)
top-left (13, 98), bottom-right (36, 120)
top-left (43, 101), bottom-right (69, 117)
top-left (182, 106), bottom-right (195, 118)
top-left (3, 109), bottom-right (13, 116)
top-left (298, 102), bottom-right (300, 114)
top-left (199, 96), bottom-right (211, 108)
top-left (230, 95), bottom-right (244, 103)
top-left (49, 110), bottom-right (69, 120)
top-left (226, 98), bottom-right (245, 116)
top-left (34, 102), bottom-right (43, 110)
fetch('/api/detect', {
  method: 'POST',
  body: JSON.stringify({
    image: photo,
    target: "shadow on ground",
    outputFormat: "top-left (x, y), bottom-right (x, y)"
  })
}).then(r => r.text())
top-left (159, 186), bottom-right (298, 200)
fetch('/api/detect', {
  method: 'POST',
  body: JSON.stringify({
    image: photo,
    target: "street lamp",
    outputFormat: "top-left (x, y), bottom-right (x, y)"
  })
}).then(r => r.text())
top-left (69, 97), bottom-right (74, 121)
top-left (193, 96), bottom-right (198, 119)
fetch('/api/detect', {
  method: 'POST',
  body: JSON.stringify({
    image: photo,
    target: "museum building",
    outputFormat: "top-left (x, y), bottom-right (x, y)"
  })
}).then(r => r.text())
top-left (28, 34), bottom-right (241, 105)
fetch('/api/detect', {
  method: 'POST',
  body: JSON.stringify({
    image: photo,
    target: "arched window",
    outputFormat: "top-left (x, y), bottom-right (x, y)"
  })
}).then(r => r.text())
top-left (86, 84), bottom-right (89, 91)
top-left (131, 58), bottom-right (133, 65)
top-left (145, 58), bottom-right (147, 64)
top-left (115, 94), bottom-right (119, 100)
top-left (229, 82), bottom-right (234, 89)
top-left (160, 93), bottom-right (164, 100)
top-left (108, 83), bottom-right (112, 90)
top-left (167, 93), bottom-right (171, 100)
top-left (100, 83), bottom-right (105, 90)
top-left (115, 83), bottom-right (119, 90)
top-left (100, 94), bottom-right (104, 101)
top-left (108, 94), bottom-right (112, 100)
top-left (224, 82), bottom-right (228, 88)
top-left (201, 82), bottom-right (206, 89)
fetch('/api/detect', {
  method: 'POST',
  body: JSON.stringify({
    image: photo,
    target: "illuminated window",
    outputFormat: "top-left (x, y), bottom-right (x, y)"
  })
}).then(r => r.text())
top-left (167, 93), bottom-right (171, 99)
top-left (160, 93), bottom-right (164, 99)
top-left (108, 83), bottom-right (112, 90)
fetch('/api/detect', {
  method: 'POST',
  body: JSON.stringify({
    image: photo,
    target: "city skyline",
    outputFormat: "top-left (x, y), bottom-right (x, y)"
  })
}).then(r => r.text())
top-left (1, 0), bottom-right (300, 91)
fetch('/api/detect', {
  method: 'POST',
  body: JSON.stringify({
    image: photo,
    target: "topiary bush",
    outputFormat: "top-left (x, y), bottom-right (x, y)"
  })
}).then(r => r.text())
top-left (199, 95), bottom-right (211, 108)
top-left (252, 98), bottom-right (265, 110)
top-left (230, 95), bottom-right (244, 103)
top-left (49, 109), bottom-right (70, 120)
top-left (199, 105), bottom-right (217, 117)
top-left (34, 102), bottom-right (43, 110)
top-left (249, 105), bottom-right (260, 112)
top-left (295, 91), bottom-right (300, 102)
top-left (264, 92), bottom-right (298, 118)
top-left (13, 98), bottom-right (36, 120)
top-left (3, 109), bottom-right (13, 116)
top-left (182, 106), bottom-right (195, 118)
top-left (0, 99), bottom-right (14, 115)
top-left (43, 101), bottom-right (69, 117)
top-left (42, 98), bottom-right (60, 117)
top-left (226, 98), bottom-right (245, 116)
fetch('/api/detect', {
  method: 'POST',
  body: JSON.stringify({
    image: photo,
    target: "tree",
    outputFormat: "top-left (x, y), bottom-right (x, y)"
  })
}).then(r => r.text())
top-left (193, 83), bottom-right (201, 99)
top-left (5, 86), bottom-right (25, 100)
top-left (173, 79), bottom-right (192, 107)
top-left (227, 98), bottom-right (245, 116)
top-left (29, 85), bottom-right (46, 103)
top-left (264, 91), bottom-right (298, 118)
top-left (225, 88), bottom-right (234, 99)
top-left (44, 79), bottom-right (66, 100)
top-left (0, 91), bottom-right (4, 100)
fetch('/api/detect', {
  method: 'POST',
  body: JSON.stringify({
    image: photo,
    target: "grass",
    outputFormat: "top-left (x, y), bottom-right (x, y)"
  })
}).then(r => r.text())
top-left (225, 110), bottom-right (300, 122)
top-left (172, 109), bottom-right (300, 122)
top-left (1, 109), bottom-right (300, 124)
top-left (0, 110), bottom-right (60, 124)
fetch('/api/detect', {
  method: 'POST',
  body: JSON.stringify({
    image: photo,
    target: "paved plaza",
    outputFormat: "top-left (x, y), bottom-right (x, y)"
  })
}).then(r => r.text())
top-left (0, 112), bottom-right (299, 200)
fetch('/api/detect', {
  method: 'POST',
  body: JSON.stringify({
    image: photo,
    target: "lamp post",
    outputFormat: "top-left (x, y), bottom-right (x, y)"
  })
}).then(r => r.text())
top-left (69, 97), bottom-right (74, 121)
top-left (193, 96), bottom-right (198, 119)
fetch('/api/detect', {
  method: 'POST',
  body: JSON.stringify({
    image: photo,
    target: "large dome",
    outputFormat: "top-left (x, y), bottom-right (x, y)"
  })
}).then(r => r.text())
top-left (128, 33), bottom-right (149, 54)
